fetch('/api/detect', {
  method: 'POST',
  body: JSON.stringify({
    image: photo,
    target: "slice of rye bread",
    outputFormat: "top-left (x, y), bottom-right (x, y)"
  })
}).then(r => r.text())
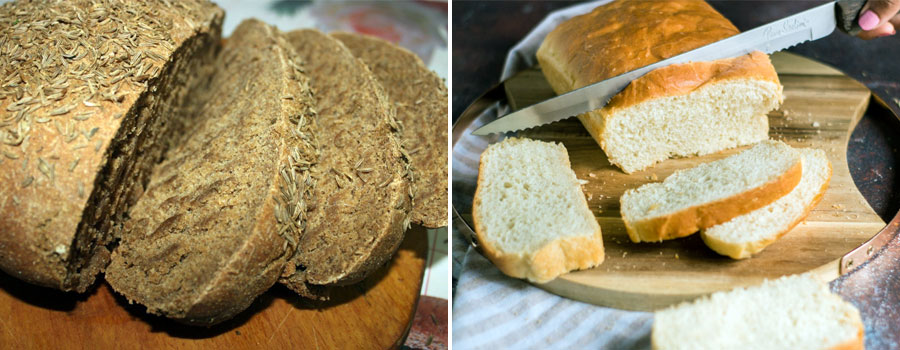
top-left (105, 20), bottom-right (319, 325)
top-left (0, 0), bottom-right (223, 292)
top-left (332, 32), bottom-right (448, 228)
top-left (280, 29), bottom-right (412, 299)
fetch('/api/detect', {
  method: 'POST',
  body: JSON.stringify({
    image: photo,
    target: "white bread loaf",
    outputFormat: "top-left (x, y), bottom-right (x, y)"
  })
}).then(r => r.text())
top-left (702, 149), bottom-right (832, 259)
top-left (620, 140), bottom-right (802, 243)
top-left (472, 138), bottom-right (604, 283)
top-left (537, 0), bottom-right (783, 173)
top-left (652, 274), bottom-right (864, 350)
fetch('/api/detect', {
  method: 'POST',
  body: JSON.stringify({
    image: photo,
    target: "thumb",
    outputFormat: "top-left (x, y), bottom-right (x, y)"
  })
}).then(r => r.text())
top-left (859, 0), bottom-right (900, 30)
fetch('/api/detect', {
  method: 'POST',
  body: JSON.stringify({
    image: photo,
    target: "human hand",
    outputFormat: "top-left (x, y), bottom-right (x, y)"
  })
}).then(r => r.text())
top-left (857, 0), bottom-right (900, 39)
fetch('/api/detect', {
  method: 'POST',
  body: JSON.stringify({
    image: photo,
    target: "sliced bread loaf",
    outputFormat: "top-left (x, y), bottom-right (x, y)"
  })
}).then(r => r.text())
top-left (105, 19), bottom-right (318, 325)
top-left (0, 0), bottom-right (223, 292)
top-left (472, 138), bottom-right (603, 283)
top-left (652, 274), bottom-right (864, 350)
top-left (537, 0), bottom-right (782, 173)
top-left (332, 32), bottom-right (449, 228)
top-left (620, 140), bottom-right (802, 243)
top-left (702, 149), bottom-right (832, 259)
top-left (279, 29), bottom-right (412, 298)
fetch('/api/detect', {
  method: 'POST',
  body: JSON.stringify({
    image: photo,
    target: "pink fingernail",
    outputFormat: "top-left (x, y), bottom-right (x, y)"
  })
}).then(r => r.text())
top-left (859, 10), bottom-right (880, 30)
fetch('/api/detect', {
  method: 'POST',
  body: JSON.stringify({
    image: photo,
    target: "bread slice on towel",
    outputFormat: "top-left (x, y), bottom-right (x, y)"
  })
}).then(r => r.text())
top-left (652, 274), bottom-right (864, 350)
top-left (620, 140), bottom-right (802, 243)
top-left (106, 20), bottom-right (319, 325)
top-left (702, 149), bottom-right (832, 259)
top-left (537, 0), bottom-right (783, 173)
top-left (472, 137), bottom-right (604, 283)
top-left (279, 29), bottom-right (413, 298)
top-left (0, 0), bottom-right (223, 292)
top-left (332, 32), bottom-right (449, 228)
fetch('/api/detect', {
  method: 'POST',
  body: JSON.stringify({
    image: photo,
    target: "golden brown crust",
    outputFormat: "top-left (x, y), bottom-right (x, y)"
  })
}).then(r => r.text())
top-left (624, 156), bottom-right (804, 243)
top-left (702, 160), bottom-right (833, 259)
top-left (828, 324), bottom-right (865, 350)
top-left (0, 0), bottom-right (223, 292)
top-left (539, 0), bottom-right (740, 92)
top-left (478, 231), bottom-right (605, 284)
top-left (828, 305), bottom-right (865, 350)
top-left (604, 51), bottom-right (781, 114)
top-left (332, 32), bottom-right (448, 228)
top-left (472, 140), bottom-right (604, 283)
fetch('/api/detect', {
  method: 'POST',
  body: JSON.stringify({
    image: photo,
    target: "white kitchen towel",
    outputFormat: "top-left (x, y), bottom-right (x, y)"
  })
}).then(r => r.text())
top-left (452, 1), bottom-right (655, 349)
top-left (452, 251), bottom-right (652, 349)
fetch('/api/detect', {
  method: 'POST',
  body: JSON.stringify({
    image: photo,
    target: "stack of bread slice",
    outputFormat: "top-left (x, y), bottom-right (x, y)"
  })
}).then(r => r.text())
top-left (621, 140), bottom-right (832, 259)
top-left (702, 148), bottom-right (832, 259)
top-left (472, 138), bottom-right (832, 286)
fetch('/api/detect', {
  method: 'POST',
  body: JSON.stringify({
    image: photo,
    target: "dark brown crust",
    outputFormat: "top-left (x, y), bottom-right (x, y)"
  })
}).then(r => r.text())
top-left (332, 32), bottom-right (448, 228)
top-left (280, 30), bottom-right (412, 296)
top-left (0, 0), bottom-right (223, 292)
top-left (624, 156), bottom-right (804, 242)
top-left (106, 20), bottom-right (319, 325)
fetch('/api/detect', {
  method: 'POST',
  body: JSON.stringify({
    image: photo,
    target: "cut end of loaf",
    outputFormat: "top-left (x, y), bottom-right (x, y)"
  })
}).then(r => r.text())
top-left (652, 274), bottom-right (864, 350)
top-left (473, 138), bottom-right (604, 283)
top-left (600, 78), bottom-right (781, 173)
top-left (702, 148), bottom-right (832, 259)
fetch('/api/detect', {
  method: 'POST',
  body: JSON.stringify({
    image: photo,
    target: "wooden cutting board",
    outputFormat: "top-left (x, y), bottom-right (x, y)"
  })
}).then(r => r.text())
top-left (0, 226), bottom-right (427, 349)
top-left (503, 52), bottom-right (886, 311)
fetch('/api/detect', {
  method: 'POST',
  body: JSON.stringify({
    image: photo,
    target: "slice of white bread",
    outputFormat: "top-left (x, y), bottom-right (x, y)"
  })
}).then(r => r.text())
top-left (702, 149), bottom-right (832, 259)
top-left (472, 138), bottom-right (604, 283)
top-left (620, 140), bottom-right (802, 243)
top-left (652, 274), bottom-right (864, 350)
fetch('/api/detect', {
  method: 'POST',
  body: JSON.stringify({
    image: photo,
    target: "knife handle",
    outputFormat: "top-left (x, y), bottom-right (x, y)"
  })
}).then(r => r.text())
top-left (836, 0), bottom-right (867, 35)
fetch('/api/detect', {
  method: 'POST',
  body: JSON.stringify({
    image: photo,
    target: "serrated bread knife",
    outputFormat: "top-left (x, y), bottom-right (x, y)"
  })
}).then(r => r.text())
top-left (472, 0), bottom-right (865, 136)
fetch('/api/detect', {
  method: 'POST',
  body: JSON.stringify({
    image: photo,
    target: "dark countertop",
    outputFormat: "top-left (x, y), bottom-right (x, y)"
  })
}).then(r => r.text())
top-left (453, 1), bottom-right (900, 347)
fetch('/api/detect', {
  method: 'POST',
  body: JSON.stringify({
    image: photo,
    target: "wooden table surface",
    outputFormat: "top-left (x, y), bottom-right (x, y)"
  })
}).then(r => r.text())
top-left (0, 227), bottom-right (428, 349)
top-left (453, 1), bottom-right (900, 347)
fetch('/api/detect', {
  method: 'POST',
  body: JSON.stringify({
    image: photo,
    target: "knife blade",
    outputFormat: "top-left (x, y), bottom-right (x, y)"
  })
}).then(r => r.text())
top-left (472, 0), bottom-right (853, 136)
